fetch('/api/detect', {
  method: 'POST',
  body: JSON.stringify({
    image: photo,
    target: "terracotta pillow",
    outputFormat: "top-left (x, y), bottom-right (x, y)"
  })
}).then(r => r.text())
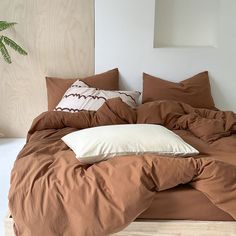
top-left (142, 71), bottom-right (215, 109)
top-left (46, 68), bottom-right (119, 110)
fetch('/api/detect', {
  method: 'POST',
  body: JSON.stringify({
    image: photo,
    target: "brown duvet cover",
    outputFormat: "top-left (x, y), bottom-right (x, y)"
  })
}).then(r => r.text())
top-left (9, 98), bottom-right (236, 236)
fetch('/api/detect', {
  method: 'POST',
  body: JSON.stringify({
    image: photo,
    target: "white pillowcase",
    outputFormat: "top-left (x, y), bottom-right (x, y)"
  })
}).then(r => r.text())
top-left (55, 80), bottom-right (140, 112)
top-left (62, 124), bottom-right (199, 164)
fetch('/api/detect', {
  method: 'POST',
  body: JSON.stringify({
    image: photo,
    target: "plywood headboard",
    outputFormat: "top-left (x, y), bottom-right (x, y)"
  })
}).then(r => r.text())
top-left (0, 0), bottom-right (94, 137)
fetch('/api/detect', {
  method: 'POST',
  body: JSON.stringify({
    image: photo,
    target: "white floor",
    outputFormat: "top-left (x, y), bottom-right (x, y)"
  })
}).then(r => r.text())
top-left (0, 138), bottom-right (26, 236)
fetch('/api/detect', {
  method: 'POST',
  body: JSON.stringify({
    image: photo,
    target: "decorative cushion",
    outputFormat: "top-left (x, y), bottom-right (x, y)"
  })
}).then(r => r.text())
top-left (62, 124), bottom-right (199, 164)
top-left (46, 68), bottom-right (119, 110)
top-left (55, 80), bottom-right (140, 112)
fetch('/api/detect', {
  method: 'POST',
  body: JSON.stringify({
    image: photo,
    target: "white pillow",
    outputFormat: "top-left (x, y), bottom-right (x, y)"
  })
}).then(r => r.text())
top-left (55, 80), bottom-right (140, 112)
top-left (62, 124), bottom-right (199, 164)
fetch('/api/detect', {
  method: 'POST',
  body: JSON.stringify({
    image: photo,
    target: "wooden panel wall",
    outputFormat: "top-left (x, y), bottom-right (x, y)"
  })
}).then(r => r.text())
top-left (0, 0), bottom-right (94, 137)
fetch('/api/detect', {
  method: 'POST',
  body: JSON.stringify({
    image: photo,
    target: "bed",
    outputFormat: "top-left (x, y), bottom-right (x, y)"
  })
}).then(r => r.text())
top-left (8, 69), bottom-right (236, 236)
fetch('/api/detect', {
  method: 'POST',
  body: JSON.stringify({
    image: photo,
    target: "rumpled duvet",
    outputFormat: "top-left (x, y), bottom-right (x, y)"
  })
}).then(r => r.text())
top-left (9, 98), bottom-right (236, 236)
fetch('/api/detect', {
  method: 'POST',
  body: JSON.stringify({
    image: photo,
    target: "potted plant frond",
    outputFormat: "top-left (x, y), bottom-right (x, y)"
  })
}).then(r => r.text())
top-left (0, 21), bottom-right (27, 64)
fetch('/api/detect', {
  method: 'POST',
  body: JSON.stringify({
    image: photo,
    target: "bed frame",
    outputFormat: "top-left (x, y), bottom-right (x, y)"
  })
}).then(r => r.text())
top-left (4, 211), bottom-right (236, 236)
top-left (114, 220), bottom-right (236, 236)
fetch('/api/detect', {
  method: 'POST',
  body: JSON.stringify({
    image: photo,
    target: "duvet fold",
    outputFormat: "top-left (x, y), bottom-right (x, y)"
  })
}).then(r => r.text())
top-left (9, 98), bottom-right (236, 236)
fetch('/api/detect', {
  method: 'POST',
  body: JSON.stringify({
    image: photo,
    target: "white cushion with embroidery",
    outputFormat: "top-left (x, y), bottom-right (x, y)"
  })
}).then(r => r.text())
top-left (55, 80), bottom-right (140, 112)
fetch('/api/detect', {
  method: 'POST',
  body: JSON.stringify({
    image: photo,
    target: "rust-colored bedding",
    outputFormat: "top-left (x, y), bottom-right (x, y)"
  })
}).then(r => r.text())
top-left (9, 98), bottom-right (236, 236)
top-left (140, 124), bottom-right (236, 221)
top-left (139, 186), bottom-right (234, 221)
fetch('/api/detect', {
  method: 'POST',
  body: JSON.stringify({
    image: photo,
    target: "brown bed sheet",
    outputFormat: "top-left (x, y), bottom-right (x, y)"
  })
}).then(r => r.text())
top-left (139, 186), bottom-right (234, 221)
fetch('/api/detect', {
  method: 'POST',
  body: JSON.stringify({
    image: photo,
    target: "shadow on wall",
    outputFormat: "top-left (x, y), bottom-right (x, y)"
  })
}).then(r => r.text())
top-left (209, 73), bottom-right (230, 111)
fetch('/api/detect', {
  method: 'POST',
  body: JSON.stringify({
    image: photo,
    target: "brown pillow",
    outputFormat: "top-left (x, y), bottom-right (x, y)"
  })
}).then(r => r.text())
top-left (142, 71), bottom-right (215, 109)
top-left (46, 68), bottom-right (119, 110)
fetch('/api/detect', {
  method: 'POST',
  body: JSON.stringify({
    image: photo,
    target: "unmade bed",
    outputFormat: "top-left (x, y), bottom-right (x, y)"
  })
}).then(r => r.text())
top-left (8, 69), bottom-right (236, 235)
top-left (9, 98), bottom-right (236, 235)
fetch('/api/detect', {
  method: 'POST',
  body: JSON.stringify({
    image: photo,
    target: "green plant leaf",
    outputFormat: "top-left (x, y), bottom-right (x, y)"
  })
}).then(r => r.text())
top-left (3, 36), bottom-right (27, 55)
top-left (0, 21), bottom-right (17, 32)
top-left (0, 37), bottom-right (12, 63)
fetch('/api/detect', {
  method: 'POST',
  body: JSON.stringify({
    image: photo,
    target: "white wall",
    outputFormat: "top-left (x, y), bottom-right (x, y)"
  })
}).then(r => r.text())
top-left (95, 0), bottom-right (236, 111)
top-left (155, 0), bottom-right (219, 47)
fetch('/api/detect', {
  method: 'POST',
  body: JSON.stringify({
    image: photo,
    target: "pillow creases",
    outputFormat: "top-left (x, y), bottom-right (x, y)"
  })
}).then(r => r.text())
top-left (46, 68), bottom-right (119, 110)
top-left (142, 71), bottom-right (215, 109)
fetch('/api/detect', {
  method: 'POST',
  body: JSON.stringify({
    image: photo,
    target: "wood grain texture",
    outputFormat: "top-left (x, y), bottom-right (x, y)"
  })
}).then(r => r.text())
top-left (113, 220), bottom-right (236, 236)
top-left (0, 0), bottom-right (94, 137)
top-left (4, 213), bottom-right (236, 236)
